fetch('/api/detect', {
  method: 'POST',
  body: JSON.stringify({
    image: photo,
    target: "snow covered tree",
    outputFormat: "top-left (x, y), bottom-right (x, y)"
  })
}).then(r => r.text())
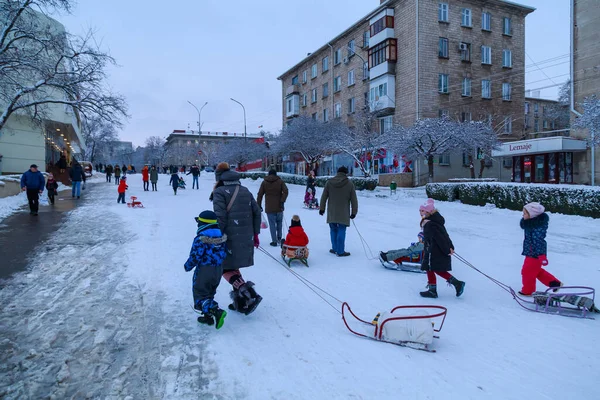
top-left (573, 95), bottom-right (600, 147)
top-left (79, 116), bottom-right (118, 163)
top-left (144, 136), bottom-right (166, 166)
top-left (545, 80), bottom-right (571, 129)
top-left (164, 142), bottom-right (197, 167)
top-left (0, 0), bottom-right (128, 135)
top-left (218, 139), bottom-right (265, 170)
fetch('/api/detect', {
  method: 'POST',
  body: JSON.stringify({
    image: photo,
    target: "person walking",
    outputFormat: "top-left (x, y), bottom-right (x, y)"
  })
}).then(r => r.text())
top-left (319, 166), bottom-right (358, 257)
top-left (117, 176), bottom-right (128, 204)
top-left (58, 154), bottom-right (67, 174)
top-left (169, 171), bottom-right (180, 195)
top-left (105, 164), bottom-right (113, 183)
top-left (114, 165), bottom-right (121, 185)
top-left (142, 165), bottom-right (150, 191)
top-left (150, 166), bottom-right (159, 191)
top-left (256, 169), bottom-right (289, 246)
top-left (187, 164), bottom-right (201, 189)
top-left (20, 164), bottom-right (45, 215)
top-left (45, 173), bottom-right (59, 205)
top-left (212, 162), bottom-right (262, 315)
top-left (122, 164), bottom-right (128, 177)
top-left (69, 161), bottom-right (86, 199)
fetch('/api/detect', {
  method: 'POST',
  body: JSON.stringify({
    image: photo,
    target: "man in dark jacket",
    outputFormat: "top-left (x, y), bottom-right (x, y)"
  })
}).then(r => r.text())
top-left (105, 164), bottom-right (113, 183)
top-left (319, 166), bottom-right (358, 257)
top-left (186, 164), bottom-right (201, 189)
top-left (212, 162), bottom-right (262, 315)
top-left (20, 164), bottom-right (45, 215)
top-left (69, 162), bottom-right (86, 199)
top-left (257, 169), bottom-right (289, 246)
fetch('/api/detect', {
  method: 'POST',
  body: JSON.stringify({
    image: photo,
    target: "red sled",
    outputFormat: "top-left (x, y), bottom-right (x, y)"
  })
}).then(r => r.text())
top-left (342, 302), bottom-right (447, 352)
top-left (127, 196), bottom-right (144, 208)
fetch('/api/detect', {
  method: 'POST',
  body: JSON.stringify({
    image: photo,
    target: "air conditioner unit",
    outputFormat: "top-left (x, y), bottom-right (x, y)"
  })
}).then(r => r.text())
top-left (343, 57), bottom-right (350, 65)
top-left (459, 43), bottom-right (468, 51)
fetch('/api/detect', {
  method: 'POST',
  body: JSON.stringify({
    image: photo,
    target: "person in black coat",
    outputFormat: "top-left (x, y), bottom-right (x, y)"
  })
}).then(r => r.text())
top-left (169, 172), bottom-right (179, 195)
top-left (419, 198), bottom-right (465, 299)
top-left (105, 164), bottom-right (113, 183)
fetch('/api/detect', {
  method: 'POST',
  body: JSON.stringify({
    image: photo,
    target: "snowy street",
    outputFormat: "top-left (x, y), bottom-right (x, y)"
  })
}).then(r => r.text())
top-left (1, 173), bottom-right (599, 399)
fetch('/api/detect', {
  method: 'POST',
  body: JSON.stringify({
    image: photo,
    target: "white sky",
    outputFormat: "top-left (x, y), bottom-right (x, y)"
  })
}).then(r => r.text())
top-left (60, 0), bottom-right (569, 146)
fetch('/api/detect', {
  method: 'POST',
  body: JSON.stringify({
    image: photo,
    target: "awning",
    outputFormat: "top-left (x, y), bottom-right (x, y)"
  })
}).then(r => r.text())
top-left (492, 136), bottom-right (587, 157)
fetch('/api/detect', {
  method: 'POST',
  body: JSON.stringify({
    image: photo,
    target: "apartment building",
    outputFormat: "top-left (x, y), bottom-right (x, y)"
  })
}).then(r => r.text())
top-left (523, 97), bottom-right (569, 137)
top-left (278, 0), bottom-right (535, 182)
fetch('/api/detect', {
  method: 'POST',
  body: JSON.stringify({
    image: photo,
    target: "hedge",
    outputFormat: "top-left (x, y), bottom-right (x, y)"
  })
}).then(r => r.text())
top-left (426, 182), bottom-right (600, 218)
top-left (239, 172), bottom-right (377, 191)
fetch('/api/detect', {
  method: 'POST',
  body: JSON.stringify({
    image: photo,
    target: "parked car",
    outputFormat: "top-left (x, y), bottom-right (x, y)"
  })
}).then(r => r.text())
top-left (204, 166), bottom-right (214, 172)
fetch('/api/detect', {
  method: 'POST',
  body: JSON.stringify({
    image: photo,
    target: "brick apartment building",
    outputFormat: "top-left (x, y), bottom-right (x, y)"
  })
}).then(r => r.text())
top-left (523, 96), bottom-right (569, 137)
top-left (278, 0), bottom-right (536, 183)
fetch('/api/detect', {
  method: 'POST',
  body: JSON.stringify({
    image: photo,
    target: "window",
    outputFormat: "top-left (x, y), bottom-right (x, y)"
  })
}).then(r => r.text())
top-left (322, 56), bottom-right (329, 72)
top-left (286, 98), bottom-right (293, 114)
top-left (534, 118), bottom-right (540, 131)
top-left (370, 82), bottom-right (388, 104)
top-left (503, 17), bottom-right (512, 35)
top-left (438, 74), bottom-right (449, 93)
top-left (462, 152), bottom-right (472, 166)
top-left (439, 109), bottom-right (449, 118)
top-left (368, 38), bottom-right (397, 68)
top-left (301, 93), bottom-right (307, 107)
top-left (438, 2), bottom-right (449, 22)
top-left (312, 113), bottom-right (317, 120)
top-left (348, 97), bottom-right (355, 114)
top-left (460, 42), bottom-right (471, 62)
top-left (543, 120), bottom-right (549, 129)
top-left (334, 76), bottom-right (342, 92)
top-left (462, 78), bottom-right (472, 96)
top-left (461, 112), bottom-right (472, 122)
top-left (502, 83), bottom-right (512, 101)
top-left (363, 31), bottom-right (370, 48)
top-left (302, 70), bottom-right (307, 84)
top-left (334, 48), bottom-right (342, 65)
top-left (482, 80), bottom-right (491, 98)
top-left (503, 50), bottom-right (512, 68)
top-left (348, 40), bottom-right (355, 56)
top-left (334, 103), bottom-right (342, 118)
top-left (534, 103), bottom-right (539, 113)
top-left (311, 88), bottom-right (317, 103)
top-left (461, 8), bottom-right (472, 27)
top-left (503, 157), bottom-right (513, 169)
top-left (363, 61), bottom-right (369, 80)
top-left (370, 15), bottom-right (394, 37)
top-left (322, 82), bottom-right (329, 98)
top-left (503, 117), bottom-right (512, 134)
top-left (438, 37), bottom-right (449, 58)
top-left (364, 92), bottom-right (369, 107)
top-left (439, 153), bottom-right (450, 165)
top-left (379, 116), bottom-right (393, 133)
top-left (524, 115), bottom-right (530, 129)
top-left (481, 46), bottom-right (492, 64)
top-left (482, 12), bottom-right (491, 31)
top-left (525, 102), bottom-right (530, 114)
top-left (348, 69), bottom-right (355, 86)
top-left (311, 64), bottom-right (318, 78)
top-left (291, 75), bottom-right (298, 85)
top-left (323, 108), bottom-right (329, 122)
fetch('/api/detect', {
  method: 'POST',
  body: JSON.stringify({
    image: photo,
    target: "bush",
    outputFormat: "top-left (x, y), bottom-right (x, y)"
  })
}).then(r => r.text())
top-left (426, 182), bottom-right (600, 218)
top-left (238, 172), bottom-right (377, 191)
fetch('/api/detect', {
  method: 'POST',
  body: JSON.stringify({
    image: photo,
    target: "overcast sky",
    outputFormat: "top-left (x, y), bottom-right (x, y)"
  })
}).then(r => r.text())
top-left (60, 0), bottom-right (569, 146)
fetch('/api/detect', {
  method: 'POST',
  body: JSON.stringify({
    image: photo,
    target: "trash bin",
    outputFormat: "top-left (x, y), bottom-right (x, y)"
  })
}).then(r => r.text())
top-left (390, 180), bottom-right (397, 194)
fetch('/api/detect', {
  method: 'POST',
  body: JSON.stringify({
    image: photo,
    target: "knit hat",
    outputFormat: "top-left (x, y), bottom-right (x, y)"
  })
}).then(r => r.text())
top-left (419, 198), bottom-right (435, 214)
top-left (121, 176), bottom-right (127, 180)
top-left (418, 232), bottom-right (425, 241)
top-left (291, 214), bottom-right (302, 227)
top-left (195, 210), bottom-right (219, 232)
top-left (524, 202), bottom-right (545, 219)
top-left (47, 173), bottom-right (54, 179)
top-left (337, 166), bottom-right (348, 174)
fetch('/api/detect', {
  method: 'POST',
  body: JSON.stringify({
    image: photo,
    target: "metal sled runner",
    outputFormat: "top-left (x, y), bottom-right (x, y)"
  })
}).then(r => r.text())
top-left (380, 251), bottom-right (425, 273)
top-left (512, 286), bottom-right (598, 319)
top-left (342, 302), bottom-right (448, 352)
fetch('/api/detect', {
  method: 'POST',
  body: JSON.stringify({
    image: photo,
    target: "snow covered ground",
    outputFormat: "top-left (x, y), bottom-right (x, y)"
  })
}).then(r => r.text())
top-left (1, 172), bottom-right (599, 399)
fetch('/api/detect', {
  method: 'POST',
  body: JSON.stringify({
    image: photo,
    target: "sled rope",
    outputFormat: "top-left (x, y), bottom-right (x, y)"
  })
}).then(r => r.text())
top-left (352, 220), bottom-right (378, 260)
top-left (453, 253), bottom-right (514, 296)
top-left (257, 246), bottom-right (342, 314)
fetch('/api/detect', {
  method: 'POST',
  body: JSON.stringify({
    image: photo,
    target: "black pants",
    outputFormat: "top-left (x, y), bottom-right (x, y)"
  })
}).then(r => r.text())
top-left (192, 265), bottom-right (223, 309)
top-left (151, 182), bottom-right (157, 191)
top-left (48, 191), bottom-right (55, 205)
top-left (106, 174), bottom-right (112, 182)
top-left (144, 181), bottom-right (149, 191)
top-left (115, 176), bottom-right (120, 184)
top-left (117, 193), bottom-right (125, 203)
top-left (26, 189), bottom-right (39, 213)
top-left (173, 187), bottom-right (178, 195)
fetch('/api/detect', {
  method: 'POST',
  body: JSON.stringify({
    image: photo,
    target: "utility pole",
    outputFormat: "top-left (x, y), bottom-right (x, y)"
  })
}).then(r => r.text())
top-left (230, 98), bottom-right (247, 143)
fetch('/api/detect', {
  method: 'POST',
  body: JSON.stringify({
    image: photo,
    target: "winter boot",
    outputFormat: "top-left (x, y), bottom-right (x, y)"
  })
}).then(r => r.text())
top-left (239, 281), bottom-right (262, 315)
top-left (200, 299), bottom-right (227, 329)
top-left (379, 252), bottom-right (388, 262)
top-left (420, 284), bottom-right (438, 298)
top-left (549, 280), bottom-right (563, 293)
top-left (197, 314), bottom-right (214, 326)
top-left (209, 306), bottom-right (227, 330)
top-left (448, 276), bottom-right (466, 297)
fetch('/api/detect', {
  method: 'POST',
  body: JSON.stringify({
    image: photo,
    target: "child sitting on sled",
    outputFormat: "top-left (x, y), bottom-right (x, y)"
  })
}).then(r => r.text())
top-left (281, 215), bottom-right (309, 259)
top-left (379, 232), bottom-right (425, 265)
top-left (518, 202), bottom-right (562, 296)
top-left (184, 210), bottom-right (228, 329)
top-left (304, 189), bottom-right (319, 209)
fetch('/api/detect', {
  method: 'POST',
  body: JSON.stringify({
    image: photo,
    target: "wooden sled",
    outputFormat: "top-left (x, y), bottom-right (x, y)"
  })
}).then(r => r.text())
top-left (281, 244), bottom-right (309, 267)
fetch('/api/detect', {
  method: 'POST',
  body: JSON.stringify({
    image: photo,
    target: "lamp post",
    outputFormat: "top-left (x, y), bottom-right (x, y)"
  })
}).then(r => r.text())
top-left (230, 98), bottom-right (247, 143)
top-left (187, 101), bottom-right (208, 137)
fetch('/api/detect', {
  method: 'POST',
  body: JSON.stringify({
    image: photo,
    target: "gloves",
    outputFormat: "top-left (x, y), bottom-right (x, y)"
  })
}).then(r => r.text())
top-left (319, 210), bottom-right (324, 216)
top-left (281, 202), bottom-right (285, 211)
top-left (254, 234), bottom-right (260, 248)
top-left (539, 255), bottom-right (548, 266)
top-left (350, 214), bottom-right (356, 219)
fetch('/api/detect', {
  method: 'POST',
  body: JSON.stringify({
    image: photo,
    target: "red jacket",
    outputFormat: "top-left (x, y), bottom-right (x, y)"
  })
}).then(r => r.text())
top-left (142, 167), bottom-right (149, 181)
top-left (285, 226), bottom-right (309, 247)
top-left (118, 180), bottom-right (128, 193)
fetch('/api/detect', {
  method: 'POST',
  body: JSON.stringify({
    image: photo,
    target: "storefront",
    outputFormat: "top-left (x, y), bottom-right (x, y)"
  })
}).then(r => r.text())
top-left (492, 137), bottom-right (587, 184)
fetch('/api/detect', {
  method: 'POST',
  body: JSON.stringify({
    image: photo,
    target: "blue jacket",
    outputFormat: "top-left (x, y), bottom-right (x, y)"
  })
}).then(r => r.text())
top-left (521, 213), bottom-right (549, 258)
top-left (69, 164), bottom-right (86, 182)
top-left (184, 228), bottom-right (228, 271)
top-left (20, 170), bottom-right (45, 191)
top-left (169, 173), bottom-right (179, 189)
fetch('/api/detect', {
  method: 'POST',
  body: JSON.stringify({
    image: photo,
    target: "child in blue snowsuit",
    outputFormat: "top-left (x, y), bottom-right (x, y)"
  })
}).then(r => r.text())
top-left (184, 210), bottom-right (228, 328)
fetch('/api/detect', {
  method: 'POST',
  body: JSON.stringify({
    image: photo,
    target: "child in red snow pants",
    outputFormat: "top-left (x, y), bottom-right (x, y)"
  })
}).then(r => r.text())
top-left (521, 256), bottom-right (559, 295)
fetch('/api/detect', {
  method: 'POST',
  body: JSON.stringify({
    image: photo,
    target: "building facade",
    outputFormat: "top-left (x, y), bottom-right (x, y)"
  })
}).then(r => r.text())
top-left (523, 97), bottom-right (569, 137)
top-left (278, 0), bottom-right (535, 183)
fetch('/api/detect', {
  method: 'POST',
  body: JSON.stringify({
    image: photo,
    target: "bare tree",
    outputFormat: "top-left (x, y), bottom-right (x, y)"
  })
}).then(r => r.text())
top-left (0, 0), bottom-right (128, 135)
top-left (144, 136), bottom-right (166, 166)
top-left (573, 94), bottom-right (600, 147)
top-left (545, 80), bottom-right (571, 129)
top-left (79, 116), bottom-right (118, 162)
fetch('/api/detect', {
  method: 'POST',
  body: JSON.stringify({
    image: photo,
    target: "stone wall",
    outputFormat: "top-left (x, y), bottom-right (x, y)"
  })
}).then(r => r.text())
top-left (0, 177), bottom-right (22, 198)
top-left (378, 172), bottom-right (413, 187)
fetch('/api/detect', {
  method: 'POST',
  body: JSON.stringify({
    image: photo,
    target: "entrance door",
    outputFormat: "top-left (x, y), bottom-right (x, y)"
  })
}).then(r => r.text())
top-left (523, 156), bottom-right (532, 183)
top-left (534, 155), bottom-right (546, 183)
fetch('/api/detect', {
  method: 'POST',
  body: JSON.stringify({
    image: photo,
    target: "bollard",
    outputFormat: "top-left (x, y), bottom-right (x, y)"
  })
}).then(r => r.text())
top-left (390, 180), bottom-right (397, 195)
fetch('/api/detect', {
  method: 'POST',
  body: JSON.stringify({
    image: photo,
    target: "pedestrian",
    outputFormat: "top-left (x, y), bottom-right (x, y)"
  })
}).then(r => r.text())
top-left (257, 169), bottom-right (289, 246)
top-left (212, 162), bottom-right (262, 315)
top-left (186, 164), bottom-right (201, 189)
top-left (418, 198), bottom-right (465, 298)
top-left (69, 162), bottom-right (86, 199)
top-left (306, 170), bottom-right (316, 195)
top-left (518, 202), bottom-right (562, 296)
top-left (169, 171), bottom-right (179, 195)
top-left (150, 166), bottom-right (159, 191)
top-left (99, 163), bottom-right (103, 172)
top-left (114, 165), bottom-right (121, 184)
top-left (142, 165), bottom-right (149, 191)
top-left (95, 164), bottom-right (98, 172)
top-left (20, 164), bottom-right (45, 215)
top-left (122, 164), bottom-right (127, 176)
top-left (105, 163), bottom-right (113, 183)
top-left (184, 210), bottom-right (228, 329)
top-left (45, 173), bottom-right (59, 205)
top-left (181, 164), bottom-right (186, 174)
top-left (319, 166), bottom-right (358, 257)
top-left (58, 153), bottom-right (67, 174)
top-left (117, 176), bottom-right (128, 203)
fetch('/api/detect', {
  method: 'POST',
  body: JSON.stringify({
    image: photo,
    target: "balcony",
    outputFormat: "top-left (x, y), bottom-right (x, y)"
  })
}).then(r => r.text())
top-left (369, 8), bottom-right (394, 48)
top-left (369, 74), bottom-right (395, 113)
top-left (286, 84), bottom-right (300, 96)
top-left (369, 61), bottom-right (396, 80)
top-left (285, 94), bottom-right (300, 119)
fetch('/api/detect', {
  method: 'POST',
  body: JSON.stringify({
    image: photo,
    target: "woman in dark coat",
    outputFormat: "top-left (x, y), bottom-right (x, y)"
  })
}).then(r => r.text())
top-left (212, 162), bottom-right (262, 315)
top-left (419, 198), bottom-right (465, 299)
top-left (58, 154), bottom-right (68, 173)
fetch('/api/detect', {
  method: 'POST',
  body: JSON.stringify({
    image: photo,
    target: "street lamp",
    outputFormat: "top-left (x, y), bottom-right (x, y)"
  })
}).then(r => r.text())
top-left (187, 101), bottom-right (208, 137)
top-left (230, 98), bottom-right (247, 143)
